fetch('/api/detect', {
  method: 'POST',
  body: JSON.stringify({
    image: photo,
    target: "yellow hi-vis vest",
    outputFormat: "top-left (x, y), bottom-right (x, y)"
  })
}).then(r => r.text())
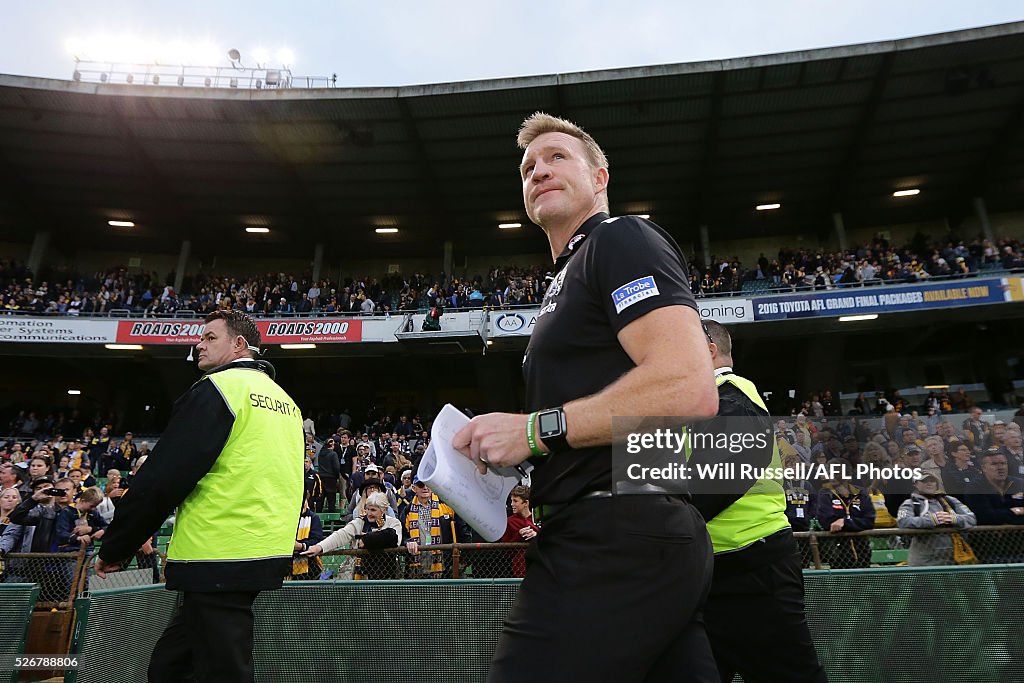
top-left (703, 373), bottom-right (790, 554)
top-left (169, 367), bottom-right (305, 562)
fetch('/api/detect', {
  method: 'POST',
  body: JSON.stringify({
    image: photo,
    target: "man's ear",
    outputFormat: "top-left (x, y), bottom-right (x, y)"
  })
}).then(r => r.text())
top-left (593, 166), bottom-right (609, 196)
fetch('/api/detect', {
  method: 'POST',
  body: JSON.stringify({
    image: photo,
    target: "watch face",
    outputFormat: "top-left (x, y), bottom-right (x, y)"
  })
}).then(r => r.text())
top-left (539, 411), bottom-right (561, 436)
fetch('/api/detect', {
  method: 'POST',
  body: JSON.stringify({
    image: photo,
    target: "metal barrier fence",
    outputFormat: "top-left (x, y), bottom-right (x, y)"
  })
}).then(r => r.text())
top-left (0, 584), bottom-right (39, 683)
top-left (793, 524), bottom-right (1024, 569)
top-left (316, 543), bottom-right (529, 580)
top-left (0, 551), bottom-right (86, 607)
top-left (317, 527), bottom-right (1024, 579)
top-left (62, 566), bottom-right (1024, 683)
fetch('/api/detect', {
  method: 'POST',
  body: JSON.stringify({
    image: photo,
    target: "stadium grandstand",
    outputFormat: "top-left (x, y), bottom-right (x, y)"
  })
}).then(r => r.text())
top-left (2, 19), bottom-right (1024, 683)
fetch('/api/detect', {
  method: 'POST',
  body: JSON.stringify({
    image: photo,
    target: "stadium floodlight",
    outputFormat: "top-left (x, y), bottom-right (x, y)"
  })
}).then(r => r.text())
top-left (245, 227), bottom-right (270, 233)
top-left (228, 48), bottom-right (241, 62)
top-left (280, 344), bottom-right (316, 350)
top-left (756, 203), bottom-right (781, 211)
top-left (893, 189), bottom-right (920, 197)
top-left (838, 314), bottom-right (878, 322)
top-left (375, 228), bottom-right (399, 234)
top-left (108, 220), bottom-right (135, 227)
top-left (67, 389), bottom-right (82, 396)
top-left (637, 214), bottom-right (650, 219)
top-left (105, 344), bottom-right (143, 350)
top-left (923, 384), bottom-right (950, 389)
top-left (498, 223), bottom-right (521, 229)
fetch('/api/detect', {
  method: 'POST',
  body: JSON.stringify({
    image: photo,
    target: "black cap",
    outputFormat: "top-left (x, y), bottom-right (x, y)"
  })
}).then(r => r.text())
top-left (31, 475), bottom-right (55, 488)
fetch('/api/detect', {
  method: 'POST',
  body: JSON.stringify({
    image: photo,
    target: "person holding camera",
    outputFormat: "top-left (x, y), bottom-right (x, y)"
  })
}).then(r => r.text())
top-left (1, 477), bottom-right (62, 587)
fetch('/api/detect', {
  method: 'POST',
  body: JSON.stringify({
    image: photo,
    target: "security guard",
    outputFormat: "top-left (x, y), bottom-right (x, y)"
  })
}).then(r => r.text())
top-left (454, 113), bottom-right (720, 682)
top-left (691, 320), bottom-right (827, 683)
top-left (96, 310), bottom-right (304, 683)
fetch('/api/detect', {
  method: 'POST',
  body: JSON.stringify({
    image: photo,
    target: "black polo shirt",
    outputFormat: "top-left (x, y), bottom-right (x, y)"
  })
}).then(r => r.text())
top-left (523, 212), bottom-right (697, 505)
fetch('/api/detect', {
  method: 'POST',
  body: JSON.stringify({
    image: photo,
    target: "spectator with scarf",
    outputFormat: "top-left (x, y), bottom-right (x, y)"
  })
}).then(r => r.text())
top-left (403, 479), bottom-right (469, 578)
top-left (291, 498), bottom-right (324, 580)
top-left (815, 465), bottom-right (875, 568)
top-left (897, 473), bottom-right (976, 566)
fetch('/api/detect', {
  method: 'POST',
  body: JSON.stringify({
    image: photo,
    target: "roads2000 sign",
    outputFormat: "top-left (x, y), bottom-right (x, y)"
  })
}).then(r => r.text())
top-left (115, 319), bottom-right (363, 344)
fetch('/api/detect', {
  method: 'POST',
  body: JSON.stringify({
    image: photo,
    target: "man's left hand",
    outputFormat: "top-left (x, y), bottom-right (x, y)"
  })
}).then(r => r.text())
top-left (453, 413), bottom-right (537, 474)
top-left (94, 558), bottom-right (122, 579)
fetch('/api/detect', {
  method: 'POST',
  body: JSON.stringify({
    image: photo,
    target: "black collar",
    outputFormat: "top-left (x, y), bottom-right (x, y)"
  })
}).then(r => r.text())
top-left (205, 358), bottom-right (277, 380)
top-left (553, 212), bottom-right (609, 273)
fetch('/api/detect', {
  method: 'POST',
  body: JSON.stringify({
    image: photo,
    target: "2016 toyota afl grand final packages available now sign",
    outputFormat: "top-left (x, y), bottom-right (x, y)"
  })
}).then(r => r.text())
top-left (115, 319), bottom-right (363, 344)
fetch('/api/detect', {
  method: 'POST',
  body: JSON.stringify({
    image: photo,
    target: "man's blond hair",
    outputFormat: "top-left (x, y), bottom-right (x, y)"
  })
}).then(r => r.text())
top-left (517, 112), bottom-right (609, 170)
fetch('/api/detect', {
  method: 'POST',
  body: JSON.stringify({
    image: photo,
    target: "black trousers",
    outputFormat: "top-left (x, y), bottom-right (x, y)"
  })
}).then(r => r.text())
top-left (317, 484), bottom-right (337, 513)
top-left (488, 495), bottom-right (719, 683)
top-left (704, 531), bottom-right (828, 683)
top-left (149, 590), bottom-right (259, 683)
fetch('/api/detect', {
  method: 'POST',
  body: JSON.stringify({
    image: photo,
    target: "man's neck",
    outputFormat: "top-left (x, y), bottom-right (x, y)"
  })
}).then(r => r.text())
top-left (542, 204), bottom-right (608, 262)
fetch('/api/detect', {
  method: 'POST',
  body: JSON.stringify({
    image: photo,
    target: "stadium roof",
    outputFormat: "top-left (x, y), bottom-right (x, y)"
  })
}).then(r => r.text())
top-left (1, 21), bottom-right (1023, 261)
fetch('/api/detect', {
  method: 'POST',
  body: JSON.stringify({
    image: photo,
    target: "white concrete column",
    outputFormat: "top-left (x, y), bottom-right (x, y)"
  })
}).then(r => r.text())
top-left (173, 240), bottom-right (191, 293)
top-left (26, 230), bottom-right (50, 276)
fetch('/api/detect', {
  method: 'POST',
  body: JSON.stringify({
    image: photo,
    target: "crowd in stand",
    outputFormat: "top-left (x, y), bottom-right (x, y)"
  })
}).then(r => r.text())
top-left (689, 234), bottom-right (1024, 297)
top-left (783, 385), bottom-right (993, 419)
top-left (0, 403), bottom-right (542, 582)
top-left (6, 233), bottom-right (1021, 316)
top-left (0, 258), bottom-right (555, 317)
top-left (778, 406), bottom-right (1024, 567)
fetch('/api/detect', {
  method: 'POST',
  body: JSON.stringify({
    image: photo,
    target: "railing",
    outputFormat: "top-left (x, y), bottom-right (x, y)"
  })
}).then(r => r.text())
top-left (794, 524), bottom-right (1024, 569)
top-left (6, 528), bottom-right (1021, 597)
top-left (1, 550), bottom-right (87, 607)
top-left (309, 526), bottom-right (1024, 579)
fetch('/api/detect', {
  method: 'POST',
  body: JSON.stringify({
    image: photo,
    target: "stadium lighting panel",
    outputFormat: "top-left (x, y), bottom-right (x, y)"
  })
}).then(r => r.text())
top-left (104, 344), bottom-right (143, 350)
top-left (67, 389), bottom-right (82, 395)
top-left (838, 314), bottom-right (878, 322)
top-left (245, 227), bottom-right (270, 233)
top-left (637, 214), bottom-right (650, 219)
top-left (498, 223), bottom-right (521, 229)
top-left (375, 228), bottom-right (399, 234)
top-left (280, 344), bottom-right (317, 350)
top-left (755, 203), bottom-right (781, 211)
top-left (108, 220), bottom-right (135, 227)
top-left (893, 189), bottom-right (921, 197)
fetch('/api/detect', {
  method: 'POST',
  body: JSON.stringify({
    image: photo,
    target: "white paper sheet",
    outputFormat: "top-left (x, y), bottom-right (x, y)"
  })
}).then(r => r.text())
top-left (417, 404), bottom-right (532, 542)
